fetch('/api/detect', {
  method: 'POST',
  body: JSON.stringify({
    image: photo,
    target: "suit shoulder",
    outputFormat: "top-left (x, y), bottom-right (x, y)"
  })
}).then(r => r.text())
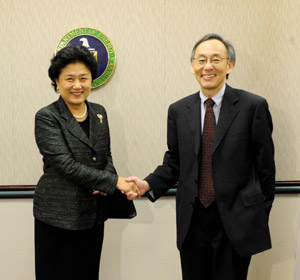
top-left (35, 100), bottom-right (59, 118)
top-left (87, 101), bottom-right (106, 112)
top-left (169, 92), bottom-right (199, 110)
top-left (233, 87), bottom-right (266, 103)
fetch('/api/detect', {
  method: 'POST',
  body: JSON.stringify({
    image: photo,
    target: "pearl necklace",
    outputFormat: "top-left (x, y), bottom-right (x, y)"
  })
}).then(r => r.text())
top-left (73, 104), bottom-right (87, 119)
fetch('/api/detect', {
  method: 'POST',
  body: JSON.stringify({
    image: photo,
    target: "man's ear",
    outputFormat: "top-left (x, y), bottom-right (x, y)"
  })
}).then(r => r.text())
top-left (226, 60), bottom-right (234, 75)
top-left (190, 61), bottom-right (195, 75)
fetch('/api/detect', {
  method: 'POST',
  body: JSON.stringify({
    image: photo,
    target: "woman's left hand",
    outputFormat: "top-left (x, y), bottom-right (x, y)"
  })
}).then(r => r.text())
top-left (93, 190), bottom-right (107, 196)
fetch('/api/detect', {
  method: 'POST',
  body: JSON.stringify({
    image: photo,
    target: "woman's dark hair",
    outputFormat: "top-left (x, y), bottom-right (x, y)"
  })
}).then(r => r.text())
top-left (48, 44), bottom-right (98, 91)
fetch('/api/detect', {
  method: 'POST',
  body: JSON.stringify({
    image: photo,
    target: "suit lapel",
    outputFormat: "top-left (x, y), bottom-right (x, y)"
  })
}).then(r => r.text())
top-left (88, 103), bottom-right (103, 148)
top-left (212, 85), bottom-right (239, 153)
top-left (57, 97), bottom-right (93, 149)
top-left (186, 93), bottom-right (201, 156)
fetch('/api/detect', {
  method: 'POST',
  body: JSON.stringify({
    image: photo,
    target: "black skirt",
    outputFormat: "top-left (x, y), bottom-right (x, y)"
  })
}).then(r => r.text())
top-left (35, 219), bottom-right (104, 280)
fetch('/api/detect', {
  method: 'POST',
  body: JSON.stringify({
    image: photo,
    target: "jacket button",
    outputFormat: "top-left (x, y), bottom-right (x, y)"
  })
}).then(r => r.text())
top-left (92, 157), bottom-right (97, 161)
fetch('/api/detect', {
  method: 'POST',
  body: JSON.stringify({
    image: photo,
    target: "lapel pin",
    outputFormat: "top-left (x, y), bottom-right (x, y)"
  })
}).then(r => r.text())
top-left (97, 114), bottom-right (103, 124)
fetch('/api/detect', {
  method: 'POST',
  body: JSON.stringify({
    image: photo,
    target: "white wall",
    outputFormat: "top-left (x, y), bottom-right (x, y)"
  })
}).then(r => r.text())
top-left (1, 1), bottom-right (300, 279)
top-left (0, 194), bottom-right (299, 280)
top-left (1, 0), bottom-right (300, 184)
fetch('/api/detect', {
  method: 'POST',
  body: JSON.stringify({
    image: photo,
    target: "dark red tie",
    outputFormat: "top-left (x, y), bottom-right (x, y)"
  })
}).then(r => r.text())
top-left (199, 98), bottom-right (216, 208)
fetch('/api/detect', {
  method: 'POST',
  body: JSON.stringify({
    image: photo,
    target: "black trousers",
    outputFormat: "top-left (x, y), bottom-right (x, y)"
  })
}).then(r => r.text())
top-left (35, 219), bottom-right (104, 280)
top-left (180, 201), bottom-right (251, 280)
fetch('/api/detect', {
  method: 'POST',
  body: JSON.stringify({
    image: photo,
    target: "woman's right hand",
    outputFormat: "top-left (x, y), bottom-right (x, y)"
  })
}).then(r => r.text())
top-left (116, 176), bottom-right (140, 200)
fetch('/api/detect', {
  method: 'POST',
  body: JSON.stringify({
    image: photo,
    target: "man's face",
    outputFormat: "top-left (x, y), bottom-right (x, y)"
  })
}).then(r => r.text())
top-left (190, 39), bottom-right (234, 97)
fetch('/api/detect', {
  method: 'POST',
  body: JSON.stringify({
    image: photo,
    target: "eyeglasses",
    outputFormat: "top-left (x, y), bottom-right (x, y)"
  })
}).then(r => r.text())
top-left (192, 56), bottom-right (229, 66)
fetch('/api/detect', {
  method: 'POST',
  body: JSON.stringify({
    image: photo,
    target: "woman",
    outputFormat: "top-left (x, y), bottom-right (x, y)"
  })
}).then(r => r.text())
top-left (34, 44), bottom-right (139, 280)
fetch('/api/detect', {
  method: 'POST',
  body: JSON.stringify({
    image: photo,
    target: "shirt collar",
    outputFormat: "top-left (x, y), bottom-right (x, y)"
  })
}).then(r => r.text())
top-left (199, 84), bottom-right (226, 106)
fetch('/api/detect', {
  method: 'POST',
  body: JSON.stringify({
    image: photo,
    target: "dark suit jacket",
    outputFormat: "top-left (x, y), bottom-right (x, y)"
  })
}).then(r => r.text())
top-left (34, 97), bottom-right (135, 230)
top-left (145, 84), bottom-right (275, 257)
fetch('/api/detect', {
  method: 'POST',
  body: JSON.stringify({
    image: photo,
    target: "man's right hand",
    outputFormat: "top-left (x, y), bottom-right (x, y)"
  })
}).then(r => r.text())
top-left (116, 176), bottom-right (140, 200)
top-left (126, 176), bottom-right (150, 197)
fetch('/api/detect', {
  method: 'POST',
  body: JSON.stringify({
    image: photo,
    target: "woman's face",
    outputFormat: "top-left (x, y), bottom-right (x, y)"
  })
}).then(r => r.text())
top-left (56, 62), bottom-right (92, 109)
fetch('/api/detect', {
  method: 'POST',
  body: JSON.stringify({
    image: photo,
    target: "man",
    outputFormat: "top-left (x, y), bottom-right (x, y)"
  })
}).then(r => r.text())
top-left (128, 33), bottom-right (275, 280)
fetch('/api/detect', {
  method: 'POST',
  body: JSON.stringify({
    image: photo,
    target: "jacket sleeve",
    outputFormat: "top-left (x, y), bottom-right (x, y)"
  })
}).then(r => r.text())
top-left (251, 98), bottom-right (276, 214)
top-left (145, 105), bottom-right (180, 200)
top-left (35, 109), bottom-right (118, 194)
top-left (103, 112), bottom-right (117, 175)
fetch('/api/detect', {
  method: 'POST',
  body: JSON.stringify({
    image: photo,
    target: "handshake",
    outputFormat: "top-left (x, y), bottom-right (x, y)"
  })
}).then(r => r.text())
top-left (116, 176), bottom-right (150, 200)
top-left (93, 176), bottom-right (150, 200)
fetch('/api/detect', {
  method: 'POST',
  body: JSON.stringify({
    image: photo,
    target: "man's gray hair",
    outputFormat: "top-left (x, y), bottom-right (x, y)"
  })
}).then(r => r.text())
top-left (190, 33), bottom-right (236, 68)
